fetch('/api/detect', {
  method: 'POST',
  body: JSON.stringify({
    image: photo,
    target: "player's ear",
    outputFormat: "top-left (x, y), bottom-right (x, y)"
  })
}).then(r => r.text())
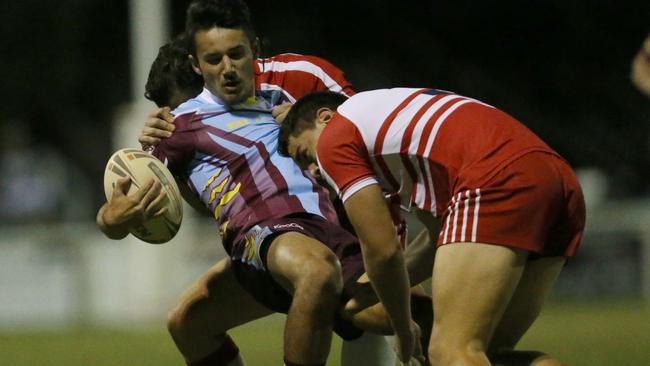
top-left (189, 54), bottom-right (202, 76)
top-left (315, 107), bottom-right (334, 126)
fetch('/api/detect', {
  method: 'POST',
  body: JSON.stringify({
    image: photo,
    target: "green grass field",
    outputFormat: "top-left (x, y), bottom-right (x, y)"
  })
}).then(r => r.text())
top-left (2, 300), bottom-right (648, 365)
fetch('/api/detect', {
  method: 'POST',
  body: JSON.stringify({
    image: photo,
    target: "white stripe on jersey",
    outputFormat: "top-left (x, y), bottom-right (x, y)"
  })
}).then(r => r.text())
top-left (460, 189), bottom-right (470, 242)
top-left (421, 99), bottom-right (472, 160)
top-left (471, 188), bottom-right (481, 242)
top-left (258, 60), bottom-right (348, 95)
top-left (406, 94), bottom-right (463, 155)
top-left (338, 88), bottom-right (421, 150)
top-left (381, 93), bottom-right (437, 155)
top-left (394, 94), bottom-right (471, 212)
top-left (451, 191), bottom-right (462, 243)
top-left (409, 95), bottom-right (463, 210)
top-left (337, 89), bottom-right (485, 215)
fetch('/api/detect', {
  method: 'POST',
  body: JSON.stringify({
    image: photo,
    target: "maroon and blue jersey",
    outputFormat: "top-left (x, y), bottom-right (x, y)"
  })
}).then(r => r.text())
top-left (152, 89), bottom-right (338, 252)
top-left (152, 53), bottom-right (355, 255)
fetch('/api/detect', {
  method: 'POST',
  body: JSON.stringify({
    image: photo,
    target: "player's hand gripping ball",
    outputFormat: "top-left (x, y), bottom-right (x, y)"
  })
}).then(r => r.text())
top-left (104, 148), bottom-right (183, 243)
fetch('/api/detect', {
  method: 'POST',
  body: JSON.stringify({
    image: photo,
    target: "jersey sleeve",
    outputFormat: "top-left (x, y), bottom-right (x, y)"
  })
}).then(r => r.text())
top-left (255, 54), bottom-right (355, 102)
top-left (299, 55), bottom-right (355, 96)
top-left (151, 112), bottom-right (197, 177)
top-left (317, 114), bottom-right (377, 203)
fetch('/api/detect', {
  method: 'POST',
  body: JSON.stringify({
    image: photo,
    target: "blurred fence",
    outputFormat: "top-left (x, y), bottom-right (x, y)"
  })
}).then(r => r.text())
top-left (0, 199), bottom-right (649, 329)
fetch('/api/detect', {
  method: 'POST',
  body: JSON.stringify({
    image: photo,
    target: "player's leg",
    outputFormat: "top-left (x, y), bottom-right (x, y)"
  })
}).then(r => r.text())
top-left (486, 256), bottom-right (567, 366)
top-left (484, 154), bottom-right (584, 366)
top-left (428, 242), bottom-right (528, 366)
top-left (167, 258), bottom-right (273, 365)
top-left (265, 231), bottom-right (344, 366)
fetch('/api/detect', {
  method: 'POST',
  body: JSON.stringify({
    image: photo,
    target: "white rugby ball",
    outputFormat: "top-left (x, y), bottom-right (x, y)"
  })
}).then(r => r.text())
top-left (103, 148), bottom-right (183, 244)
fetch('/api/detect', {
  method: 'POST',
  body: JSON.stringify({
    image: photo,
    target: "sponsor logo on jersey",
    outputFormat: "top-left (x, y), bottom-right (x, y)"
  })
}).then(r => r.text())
top-left (273, 222), bottom-right (304, 231)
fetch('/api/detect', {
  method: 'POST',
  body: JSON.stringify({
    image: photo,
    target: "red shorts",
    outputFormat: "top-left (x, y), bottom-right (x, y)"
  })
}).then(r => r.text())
top-left (437, 152), bottom-right (586, 257)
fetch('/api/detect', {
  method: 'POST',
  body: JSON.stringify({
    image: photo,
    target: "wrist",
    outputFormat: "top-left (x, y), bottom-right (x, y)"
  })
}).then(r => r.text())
top-left (100, 206), bottom-right (118, 228)
top-left (97, 204), bottom-right (129, 240)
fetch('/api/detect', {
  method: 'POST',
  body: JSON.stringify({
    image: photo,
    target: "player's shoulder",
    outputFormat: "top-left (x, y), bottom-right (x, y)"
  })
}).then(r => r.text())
top-left (339, 87), bottom-right (444, 115)
top-left (257, 53), bottom-right (342, 73)
top-left (259, 52), bottom-right (332, 64)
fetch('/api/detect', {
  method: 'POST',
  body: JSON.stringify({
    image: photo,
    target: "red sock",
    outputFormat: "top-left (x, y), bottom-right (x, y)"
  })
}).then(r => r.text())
top-left (188, 336), bottom-right (240, 366)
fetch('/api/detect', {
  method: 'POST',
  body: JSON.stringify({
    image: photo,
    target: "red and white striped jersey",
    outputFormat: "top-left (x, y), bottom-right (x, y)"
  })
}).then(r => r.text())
top-left (255, 53), bottom-right (355, 102)
top-left (317, 88), bottom-right (557, 216)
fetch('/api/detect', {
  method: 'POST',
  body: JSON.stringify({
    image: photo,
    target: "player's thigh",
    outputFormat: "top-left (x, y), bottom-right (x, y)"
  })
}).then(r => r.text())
top-left (431, 242), bottom-right (528, 347)
top-left (265, 231), bottom-right (342, 294)
top-left (169, 257), bottom-right (273, 333)
top-left (488, 255), bottom-right (566, 352)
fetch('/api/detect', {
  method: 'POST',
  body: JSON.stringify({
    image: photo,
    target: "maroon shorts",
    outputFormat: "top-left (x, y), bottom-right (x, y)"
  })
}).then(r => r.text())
top-left (228, 213), bottom-right (365, 340)
top-left (437, 152), bottom-right (586, 257)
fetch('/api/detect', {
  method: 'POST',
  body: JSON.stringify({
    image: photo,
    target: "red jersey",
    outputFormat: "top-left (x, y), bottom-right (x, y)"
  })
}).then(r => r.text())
top-left (317, 88), bottom-right (558, 217)
top-left (255, 53), bottom-right (355, 101)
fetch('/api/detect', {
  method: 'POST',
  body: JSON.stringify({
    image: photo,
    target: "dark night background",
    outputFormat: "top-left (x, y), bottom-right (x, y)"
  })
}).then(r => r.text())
top-left (1, 0), bottom-right (648, 218)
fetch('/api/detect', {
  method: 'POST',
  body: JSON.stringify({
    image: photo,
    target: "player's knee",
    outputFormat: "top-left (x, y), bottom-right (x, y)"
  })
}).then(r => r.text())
top-left (297, 249), bottom-right (343, 302)
top-left (167, 299), bottom-right (203, 342)
top-left (167, 303), bottom-right (229, 346)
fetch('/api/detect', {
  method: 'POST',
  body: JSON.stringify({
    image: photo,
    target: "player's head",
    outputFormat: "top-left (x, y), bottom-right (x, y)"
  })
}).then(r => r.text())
top-left (185, 0), bottom-right (259, 106)
top-left (278, 91), bottom-right (348, 169)
top-left (145, 35), bottom-right (203, 109)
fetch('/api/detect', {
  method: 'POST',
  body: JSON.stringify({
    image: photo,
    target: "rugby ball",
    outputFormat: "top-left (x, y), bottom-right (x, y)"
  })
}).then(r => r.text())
top-left (103, 148), bottom-right (183, 244)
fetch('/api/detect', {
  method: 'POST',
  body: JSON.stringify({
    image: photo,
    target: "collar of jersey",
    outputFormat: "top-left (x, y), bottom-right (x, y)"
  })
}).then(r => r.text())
top-left (198, 88), bottom-right (283, 113)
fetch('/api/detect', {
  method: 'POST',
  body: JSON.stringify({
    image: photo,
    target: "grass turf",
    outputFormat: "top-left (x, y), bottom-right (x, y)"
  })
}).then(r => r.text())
top-left (1, 300), bottom-right (648, 365)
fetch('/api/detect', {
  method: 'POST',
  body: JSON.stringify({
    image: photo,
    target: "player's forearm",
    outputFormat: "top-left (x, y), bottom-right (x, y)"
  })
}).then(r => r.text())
top-left (362, 245), bottom-right (412, 336)
top-left (96, 203), bottom-right (130, 240)
top-left (343, 184), bottom-right (412, 331)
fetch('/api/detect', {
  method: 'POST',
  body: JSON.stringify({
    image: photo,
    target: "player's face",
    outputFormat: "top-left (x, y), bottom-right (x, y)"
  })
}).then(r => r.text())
top-left (287, 127), bottom-right (321, 170)
top-left (191, 27), bottom-right (256, 105)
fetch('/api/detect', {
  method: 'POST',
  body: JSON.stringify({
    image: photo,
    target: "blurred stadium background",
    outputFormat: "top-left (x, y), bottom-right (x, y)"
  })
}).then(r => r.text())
top-left (1, 0), bottom-right (649, 365)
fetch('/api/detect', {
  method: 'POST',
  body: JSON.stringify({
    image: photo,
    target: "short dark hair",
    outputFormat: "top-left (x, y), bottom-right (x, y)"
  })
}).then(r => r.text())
top-left (144, 34), bottom-right (203, 107)
top-left (185, 0), bottom-right (256, 57)
top-left (278, 91), bottom-right (348, 156)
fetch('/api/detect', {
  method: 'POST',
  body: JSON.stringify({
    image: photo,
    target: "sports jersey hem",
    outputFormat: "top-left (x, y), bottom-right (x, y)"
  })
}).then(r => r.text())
top-left (465, 148), bottom-right (560, 189)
